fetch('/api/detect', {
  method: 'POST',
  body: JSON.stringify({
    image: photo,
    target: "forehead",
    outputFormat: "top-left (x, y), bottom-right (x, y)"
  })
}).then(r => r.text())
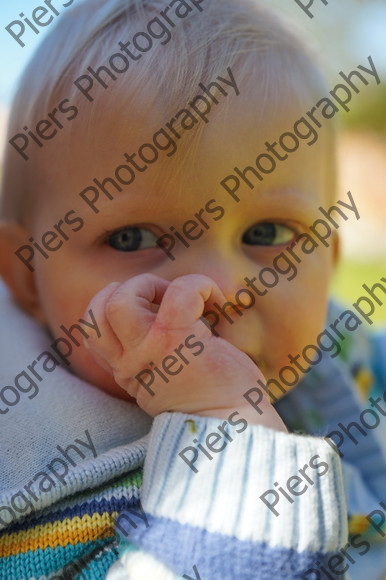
top-left (193, 82), bottom-right (328, 179)
top-left (34, 58), bottom-right (330, 226)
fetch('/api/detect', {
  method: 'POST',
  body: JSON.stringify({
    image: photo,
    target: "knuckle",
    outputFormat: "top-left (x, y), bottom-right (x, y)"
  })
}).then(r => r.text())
top-left (172, 273), bottom-right (212, 290)
top-left (132, 272), bottom-right (159, 288)
top-left (169, 277), bottom-right (187, 291)
top-left (105, 297), bottom-right (125, 320)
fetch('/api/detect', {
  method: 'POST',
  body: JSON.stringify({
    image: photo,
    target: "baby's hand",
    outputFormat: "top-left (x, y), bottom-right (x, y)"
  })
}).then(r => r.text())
top-left (84, 274), bottom-right (286, 430)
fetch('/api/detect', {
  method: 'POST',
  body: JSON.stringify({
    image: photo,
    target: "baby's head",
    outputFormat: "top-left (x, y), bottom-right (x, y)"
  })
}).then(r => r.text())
top-left (0, 0), bottom-right (338, 401)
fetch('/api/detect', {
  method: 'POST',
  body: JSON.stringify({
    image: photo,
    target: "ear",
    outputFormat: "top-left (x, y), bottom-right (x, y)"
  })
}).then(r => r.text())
top-left (0, 221), bottom-right (46, 323)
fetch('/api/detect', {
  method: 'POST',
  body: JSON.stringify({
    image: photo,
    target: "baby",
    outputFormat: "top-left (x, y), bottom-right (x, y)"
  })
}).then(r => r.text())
top-left (0, 0), bottom-right (385, 578)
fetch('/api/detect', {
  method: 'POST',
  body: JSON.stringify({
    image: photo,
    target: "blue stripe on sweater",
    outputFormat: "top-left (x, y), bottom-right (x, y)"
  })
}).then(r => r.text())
top-left (0, 539), bottom-right (118, 579)
top-left (0, 495), bottom-right (138, 536)
top-left (117, 514), bottom-right (337, 579)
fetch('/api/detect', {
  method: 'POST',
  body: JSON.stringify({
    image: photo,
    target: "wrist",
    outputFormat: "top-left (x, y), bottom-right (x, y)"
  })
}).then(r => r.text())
top-left (193, 405), bottom-right (288, 433)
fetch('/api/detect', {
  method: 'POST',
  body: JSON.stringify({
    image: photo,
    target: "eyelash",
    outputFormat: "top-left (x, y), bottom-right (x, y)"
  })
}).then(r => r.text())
top-left (242, 222), bottom-right (299, 247)
top-left (104, 221), bottom-right (300, 253)
top-left (106, 226), bottom-right (159, 252)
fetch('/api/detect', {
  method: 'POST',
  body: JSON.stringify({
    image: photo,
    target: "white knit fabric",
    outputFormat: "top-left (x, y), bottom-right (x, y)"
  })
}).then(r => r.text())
top-left (0, 281), bottom-right (152, 513)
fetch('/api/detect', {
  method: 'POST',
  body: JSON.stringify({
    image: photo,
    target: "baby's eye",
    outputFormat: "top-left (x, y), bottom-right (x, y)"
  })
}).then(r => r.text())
top-left (107, 227), bottom-right (158, 252)
top-left (242, 222), bottom-right (296, 246)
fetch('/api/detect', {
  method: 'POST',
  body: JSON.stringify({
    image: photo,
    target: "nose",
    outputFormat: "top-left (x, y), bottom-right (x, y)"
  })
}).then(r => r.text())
top-left (166, 246), bottom-right (264, 358)
top-left (169, 244), bottom-right (245, 299)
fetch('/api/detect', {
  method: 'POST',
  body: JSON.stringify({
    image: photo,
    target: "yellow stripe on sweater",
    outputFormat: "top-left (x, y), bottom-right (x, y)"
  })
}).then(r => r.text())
top-left (0, 511), bottom-right (119, 557)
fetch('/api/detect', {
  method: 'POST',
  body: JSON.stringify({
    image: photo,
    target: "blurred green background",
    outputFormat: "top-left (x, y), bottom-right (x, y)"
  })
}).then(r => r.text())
top-left (333, 260), bottom-right (386, 325)
top-left (269, 0), bottom-right (386, 326)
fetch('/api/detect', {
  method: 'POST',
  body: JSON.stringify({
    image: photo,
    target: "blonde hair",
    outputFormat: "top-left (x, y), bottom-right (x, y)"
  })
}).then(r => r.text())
top-left (0, 0), bottom-right (334, 224)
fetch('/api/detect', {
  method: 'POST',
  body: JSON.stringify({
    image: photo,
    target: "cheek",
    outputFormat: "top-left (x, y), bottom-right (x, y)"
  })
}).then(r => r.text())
top-left (36, 253), bottom-right (106, 328)
top-left (34, 261), bottom-right (97, 364)
top-left (37, 275), bottom-right (85, 332)
top-left (261, 257), bottom-right (332, 372)
top-left (35, 264), bottom-right (131, 397)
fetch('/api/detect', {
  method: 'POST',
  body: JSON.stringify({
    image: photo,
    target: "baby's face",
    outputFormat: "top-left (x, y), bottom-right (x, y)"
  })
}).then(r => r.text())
top-left (29, 89), bottom-right (336, 402)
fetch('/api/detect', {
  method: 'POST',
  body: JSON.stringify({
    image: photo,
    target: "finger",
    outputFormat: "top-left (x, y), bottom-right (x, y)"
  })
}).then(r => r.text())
top-left (104, 273), bottom-right (170, 348)
top-left (156, 274), bottom-right (227, 329)
top-left (83, 282), bottom-right (124, 365)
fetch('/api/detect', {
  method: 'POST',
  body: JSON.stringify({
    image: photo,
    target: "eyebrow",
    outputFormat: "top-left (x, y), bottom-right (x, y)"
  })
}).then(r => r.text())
top-left (83, 181), bottom-right (323, 238)
top-left (237, 186), bottom-right (324, 217)
top-left (82, 188), bottom-right (183, 230)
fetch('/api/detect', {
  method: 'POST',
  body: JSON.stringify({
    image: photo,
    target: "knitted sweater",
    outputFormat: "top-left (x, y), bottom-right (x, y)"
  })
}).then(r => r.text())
top-left (0, 285), bottom-right (385, 580)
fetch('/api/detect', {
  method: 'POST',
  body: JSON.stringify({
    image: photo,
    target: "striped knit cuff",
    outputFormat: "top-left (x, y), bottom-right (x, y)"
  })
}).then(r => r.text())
top-left (142, 411), bottom-right (348, 554)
